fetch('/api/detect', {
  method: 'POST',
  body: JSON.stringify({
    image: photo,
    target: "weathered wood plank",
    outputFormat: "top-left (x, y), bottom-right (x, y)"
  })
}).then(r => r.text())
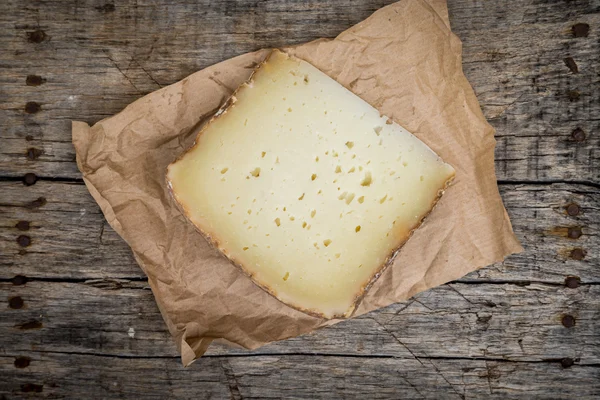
top-left (1, 1), bottom-right (599, 398)
top-left (1, 351), bottom-right (598, 399)
top-left (451, 1), bottom-right (600, 184)
top-left (2, 281), bottom-right (598, 363)
top-left (1, 0), bottom-right (598, 182)
top-left (2, 181), bottom-right (597, 282)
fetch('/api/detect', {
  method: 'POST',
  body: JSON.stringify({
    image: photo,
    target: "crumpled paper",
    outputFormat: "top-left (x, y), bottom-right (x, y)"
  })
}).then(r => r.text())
top-left (72, 0), bottom-right (522, 366)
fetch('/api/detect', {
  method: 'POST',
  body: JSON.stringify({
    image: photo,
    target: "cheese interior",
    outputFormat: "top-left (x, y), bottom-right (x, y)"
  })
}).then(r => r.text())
top-left (167, 50), bottom-right (455, 318)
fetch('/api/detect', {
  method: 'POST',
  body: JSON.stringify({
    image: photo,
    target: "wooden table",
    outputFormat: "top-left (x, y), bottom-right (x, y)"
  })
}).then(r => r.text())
top-left (1, 0), bottom-right (598, 398)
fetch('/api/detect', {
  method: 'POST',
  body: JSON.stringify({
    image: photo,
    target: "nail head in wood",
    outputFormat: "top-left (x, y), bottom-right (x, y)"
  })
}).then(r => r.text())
top-left (561, 314), bottom-right (576, 328)
top-left (24, 102), bottom-right (41, 114)
top-left (23, 173), bottom-right (37, 186)
top-left (20, 383), bottom-right (43, 393)
top-left (571, 128), bottom-right (586, 142)
top-left (566, 203), bottom-right (580, 216)
top-left (570, 248), bottom-right (586, 260)
top-left (26, 30), bottom-right (47, 43)
top-left (567, 227), bottom-right (582, 239)
top-left (571, 23), bottom-right (590, 38)
top-left (9, 296), bottom-right (24, 309)
top-left (14, 357), bottom-right (31, 368)
top-left (563, 57), bottom-right (578, 74)
top-left (560, 358), bottom-right (574, 368)
top-left (26, 75), bottom-right (46, 86)
top-left (16, 235), bottom-right (31, 247)
top-left (12, 275), bottom-right (28, 285)
top-left (564, 276), bottom-right (580, 289)
top-left (26, 148), bottom-right (43, 160)
top-left (15, 221), bottom-right (30, 231)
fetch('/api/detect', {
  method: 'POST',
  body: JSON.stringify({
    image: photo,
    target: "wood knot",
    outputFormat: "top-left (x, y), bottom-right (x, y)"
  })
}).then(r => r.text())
top-left (561, 314), bottom-right (576, 328)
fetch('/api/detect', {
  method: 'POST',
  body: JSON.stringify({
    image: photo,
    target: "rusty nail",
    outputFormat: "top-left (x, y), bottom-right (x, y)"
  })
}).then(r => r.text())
top-left (572, 23), bottom-right (590, 38)
top-left (14, 357), bottom-right (31, 368)
top-left (16, 235), bottom-right (31, 247)
top-left (571, 128), bottom-right (586, 142)
top-left (24, 102), bottom-right (41, 114)
top-left (561, 314), bottom-right (576, 328)
top-left (9, 296), bottom-right (24, 309)
top-left (560, 358), bottom-right (574, 368)
top-left (12, 275), bottom-right (28, 285)
top-left (15, 221), bottom-right (30, 231)
top-left (567, 227), bottom-right (582, 239)
top-left (564, 276), bottom-right (580, 289)
top-left (23, 173), bottom-right (37, 186)
top-left (566, 203), bottom-right (580, 216)
top-left (570, 248), bottom-right (586, 260)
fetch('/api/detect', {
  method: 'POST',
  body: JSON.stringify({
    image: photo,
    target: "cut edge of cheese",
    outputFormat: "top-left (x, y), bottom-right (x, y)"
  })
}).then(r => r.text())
top-left (166, 49), bottom-right (455, 320)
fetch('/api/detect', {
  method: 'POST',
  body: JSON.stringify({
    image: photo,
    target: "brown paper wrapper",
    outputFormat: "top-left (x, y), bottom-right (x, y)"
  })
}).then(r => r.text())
top-left (73, 0), bottom-right (522, 366)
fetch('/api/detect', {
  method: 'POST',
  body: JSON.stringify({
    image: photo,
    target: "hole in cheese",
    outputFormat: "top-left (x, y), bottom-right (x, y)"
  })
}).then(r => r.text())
top-left (360, 171), bottom-right (373, 186)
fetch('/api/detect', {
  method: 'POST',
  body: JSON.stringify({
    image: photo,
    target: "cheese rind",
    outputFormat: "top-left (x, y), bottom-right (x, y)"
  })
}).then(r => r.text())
top-left (167, 50), bottom-right (455, 319)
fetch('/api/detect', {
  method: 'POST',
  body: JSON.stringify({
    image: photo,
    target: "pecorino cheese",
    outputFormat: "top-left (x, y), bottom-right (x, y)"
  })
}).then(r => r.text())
top-left (167, 50), bottom-right (455, 319)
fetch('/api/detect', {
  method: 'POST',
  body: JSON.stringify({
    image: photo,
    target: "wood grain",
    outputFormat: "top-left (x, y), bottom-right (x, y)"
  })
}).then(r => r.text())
top-left (2, 352), bottom-right (599, 399)
top-left (1, 182), bottom-right (597, 282)
top-left (1, 0), bottom-right (599, 398)
top-left (1, 0), bottom-right (598, 183)
top-left (2, 280), bottom-right (599, 362)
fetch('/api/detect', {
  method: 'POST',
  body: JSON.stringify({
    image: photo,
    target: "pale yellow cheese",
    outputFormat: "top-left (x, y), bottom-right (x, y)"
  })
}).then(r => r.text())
top-left (167, 50), bottom-right (455, 319)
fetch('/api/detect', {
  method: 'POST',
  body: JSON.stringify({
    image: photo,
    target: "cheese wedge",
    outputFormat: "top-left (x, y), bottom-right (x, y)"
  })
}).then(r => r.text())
top-left (167, 50), bottom-right (455, 319)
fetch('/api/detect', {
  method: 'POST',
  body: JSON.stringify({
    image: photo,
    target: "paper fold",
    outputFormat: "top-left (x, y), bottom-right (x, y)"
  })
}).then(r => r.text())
top-left (73, 0), bottom-right (522, 366)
